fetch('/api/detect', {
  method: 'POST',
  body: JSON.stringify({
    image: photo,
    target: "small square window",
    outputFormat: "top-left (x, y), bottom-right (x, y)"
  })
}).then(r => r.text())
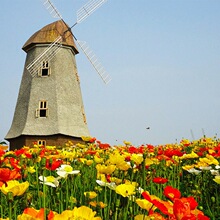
top-left (39, 61), bottom-right (50, 77)
top-left (38, 140), bottom-right (46, 146)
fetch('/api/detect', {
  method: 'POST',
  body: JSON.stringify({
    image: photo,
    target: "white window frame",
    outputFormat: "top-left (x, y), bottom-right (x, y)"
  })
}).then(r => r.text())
top-left (36, 100), bottom-right (48, 118)
top-left (37, 140), bottom-right (46, 146)
top-left (38, 61), bottom-right (50, 77)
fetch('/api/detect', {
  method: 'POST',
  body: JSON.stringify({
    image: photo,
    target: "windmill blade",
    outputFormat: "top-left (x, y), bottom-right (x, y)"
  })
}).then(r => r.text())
top-left (77, 40), bottom-right (111, 84)
top-left (42, 0), bottom-right (63, 20)
top-left (26, 36), bottom-right (63, 77)
top-left (76, 0), bottom-right (108, 24)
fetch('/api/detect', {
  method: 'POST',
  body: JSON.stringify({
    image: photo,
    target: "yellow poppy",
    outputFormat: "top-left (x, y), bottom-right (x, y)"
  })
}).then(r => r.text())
top-left (72, 206), bottom-right (102, 220)
top-left (213, 176), bottom-right (220, 184)
top-left (86, 160), bottom-right (93, 166)
top-left (136, 199), bottom-right (156, 211)
top-left (53, 210), bottom-right (74, 220)
top-left (180, 151), bottom-right (199, 159)
top-left (182, 165), bottom-right (195, 171)
top-left (27, 166), bottom-right (36, 174)
top-left (96, 164), bottom-right (116, 174)
top-left (0, 180), bottom-right (29, 196)
top-left (131, 154), bottom-right (143, 165)
top-left (84, 191), bottom-right (98, 199)
top-left (115, 183), bottom-right (135, 197)
top-left (94, 155), bottom-right (104, 164)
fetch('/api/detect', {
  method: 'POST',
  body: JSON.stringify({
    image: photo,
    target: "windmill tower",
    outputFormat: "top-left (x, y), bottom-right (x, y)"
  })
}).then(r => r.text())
top-left (5, 0), bottom-right (110, 150)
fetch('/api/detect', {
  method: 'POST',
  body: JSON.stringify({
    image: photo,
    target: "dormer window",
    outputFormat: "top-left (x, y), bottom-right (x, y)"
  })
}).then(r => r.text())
top-left (36, 100), bottom-right (48, 118)
top-left (39, 61), bottom-right (50, 77)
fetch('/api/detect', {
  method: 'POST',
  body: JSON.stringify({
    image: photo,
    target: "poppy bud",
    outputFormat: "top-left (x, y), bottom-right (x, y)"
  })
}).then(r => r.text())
top-left (7, 192), bottom-right (14, 202)
top-left (49, 158), bottom-right (53, 165)
top-left (41, 157), bottom-right (46, 166)
top-left (26, 192), bottom-right (33, 203)
top-left (199, 206), bottom-right (203, 210)
top-left (116, 199), bottom-right (120, 208)
top-left (143, 153), bottom-right (147, 159)
top-left (130, 160), bottom-right (135, 168)
top-left (23, 170), bottom-right (28, 178)
top-left (32, 152), bottom-right (37, 159)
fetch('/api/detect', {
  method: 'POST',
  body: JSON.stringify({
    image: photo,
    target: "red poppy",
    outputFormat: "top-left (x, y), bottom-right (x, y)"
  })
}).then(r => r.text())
top-left (45, 159), bottom-right (62, 171)
top-left (191, 212), bottom-right (210, 220)
top-left (197, 147), bottom-right (209, 157)
top-left (14, 149), bottom-right (32, 159)
top-left (138, 146), bottom-right (144, 154)
top-left (164, 149), bottom-right (184, 157)
top-left (3, 157), bottom-right (21, 171)
top-left (85, 149), bottom-right (97, 155)
top-left (186, 196), bottom-right (198, 210)
top-left (125, 156), bottom-right (131, 161)
top-left (153, 177), bottom-right (168, 184)
top-left (106, 174), bottom-right (111, 183)
top-left (164, 185), bottom-right (181, 201)
top-left (0, 168), bottom-right (21, 186)
top-left (128, 146), bottom-right (139, 154)
top-left (89, 137), bottom-right (96, 143)
top-left (181, 214), bottom-right (197, 220)
top-left (151, 199), bottom-right (173, 216)
top-left (99, 143), bottom-right (110, 150)
top-left (0, 149), bottom-right (6, 157)
top-left (173, 198), bottom-right (193, 220)
top-left (197, 152), bottom-right (204, 157)
top-left (142, 191), bottom-right (151, 201)
top-left (146, 144), bottom-right (154, 152)
top-left (142, 191), bottom-right (173, 217)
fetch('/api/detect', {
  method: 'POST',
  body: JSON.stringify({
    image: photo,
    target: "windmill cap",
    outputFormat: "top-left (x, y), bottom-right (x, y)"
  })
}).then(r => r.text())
top-left (22, 20), bottom-right (79, 54)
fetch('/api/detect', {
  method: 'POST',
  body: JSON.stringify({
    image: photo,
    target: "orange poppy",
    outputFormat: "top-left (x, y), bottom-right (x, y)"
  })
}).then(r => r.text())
top-left (18, 208), bottom-right (55, 220)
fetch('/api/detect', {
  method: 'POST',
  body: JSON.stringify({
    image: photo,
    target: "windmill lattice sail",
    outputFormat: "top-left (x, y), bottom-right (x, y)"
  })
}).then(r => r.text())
top-left (26, 36), bottom-right (63, 77)
top-left (77, 40), bottom-right (111, 84)
top-left (77, 0), bottom-right (108, 24)
top-left (43, 0), bottom-right (63, 19)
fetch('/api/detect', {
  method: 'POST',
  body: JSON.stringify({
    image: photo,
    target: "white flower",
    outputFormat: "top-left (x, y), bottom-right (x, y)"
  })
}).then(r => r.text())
top-left (56, 164), bottom-right (80, 178)
top-left (39, 175), bottom-right (60, 187)
top-left (215, 165), bottom-right (220, 169)
top-left (96, 180), bottom-right (116, 190)
top-left (137, 187), bottom-right (144, 194)
top-left (210, 169), bottom-right (220, 176)
top-left (126, 161), bottom-right (136, 169)
top-left (187, 168), bottom-right (202, 175)
top-left (199, 166), bottom-right (212, 170)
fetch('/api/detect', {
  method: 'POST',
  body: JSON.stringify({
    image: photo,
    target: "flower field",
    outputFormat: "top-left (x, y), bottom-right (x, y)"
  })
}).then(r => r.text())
top-left (0, 136), bottom-right (220, 219)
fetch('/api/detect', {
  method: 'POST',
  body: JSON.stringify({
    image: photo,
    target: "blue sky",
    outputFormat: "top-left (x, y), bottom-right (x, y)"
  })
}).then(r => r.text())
top-left (1, 0), bottom-right (220, 146)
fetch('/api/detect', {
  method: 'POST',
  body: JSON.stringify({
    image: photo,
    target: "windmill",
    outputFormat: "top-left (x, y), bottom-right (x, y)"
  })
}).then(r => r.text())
top-left (27, 0), bottom-right (111, 84)
top-left (5, 0), bottom-right (110, 150)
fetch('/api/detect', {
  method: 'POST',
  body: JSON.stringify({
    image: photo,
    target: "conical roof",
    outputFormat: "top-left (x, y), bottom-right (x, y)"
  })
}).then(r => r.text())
top-left (22, 20), bottom-right (79, 54)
